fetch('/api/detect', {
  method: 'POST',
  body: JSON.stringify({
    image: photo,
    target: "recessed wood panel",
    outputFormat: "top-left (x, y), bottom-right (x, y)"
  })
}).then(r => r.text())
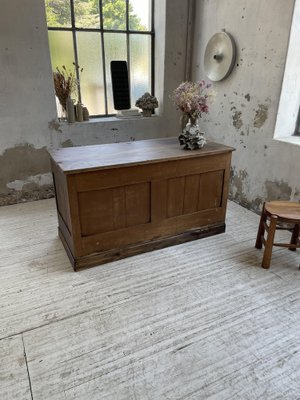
top-left (167, 177), bottom-right (185, 218)
top-left (125, 182), bottom-right (151, 227)
top-left (78, 188), bottom-right (116, 236)
top-left (166, 170), bottom-right (224, 219)
top-left (198, 170), bottom-right (224, 210)
top-left (183, 174), bottom-right (201, 214)
top-left (78, 182), bottom-right (151, 236)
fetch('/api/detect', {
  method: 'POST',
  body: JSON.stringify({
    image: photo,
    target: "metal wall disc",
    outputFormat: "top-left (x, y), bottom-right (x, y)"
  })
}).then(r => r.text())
top-left (204, 31), bottom-right (236, 82)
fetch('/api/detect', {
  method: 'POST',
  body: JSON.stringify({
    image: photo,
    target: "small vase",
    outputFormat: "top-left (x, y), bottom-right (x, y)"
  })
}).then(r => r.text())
top-left (66, 96), bottom-right (75, 123)
top-left (178, 117), bottom-right (207, 150)
top-left (82, 106), bottom-right (89, 121)
top-left (142, 109), bottom-right (152, 117)
top-left (75, 102), bottom-right (83, 122)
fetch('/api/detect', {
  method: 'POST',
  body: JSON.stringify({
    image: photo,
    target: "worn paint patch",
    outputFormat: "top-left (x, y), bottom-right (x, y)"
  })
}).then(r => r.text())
top-left (48, 119), bottom-right (62, 133)
top-left (254, 104), bottom-right (268, 128)
top-left (6, 173), bottom-right (52, 191)
top-left (232, 110), bottom-right (243, 130)
top-left (265, 180), bottom-right (292, 200)
top-left (61, 139), bottom-right (74, 148)
top-left (0, 144), bottom-right (50, 193)
top-left (0, 185), bottom-right (54, 206)
top-left (231, 168), bottom-right (248, 193)
top-left (229, 167), bottom-right (263, 212)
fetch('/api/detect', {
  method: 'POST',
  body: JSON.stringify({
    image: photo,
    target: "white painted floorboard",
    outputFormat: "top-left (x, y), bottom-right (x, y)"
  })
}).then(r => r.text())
top-left (0, 336), bottom-right (32, 399)
top-left (0, 199), bottom-right (299, 399)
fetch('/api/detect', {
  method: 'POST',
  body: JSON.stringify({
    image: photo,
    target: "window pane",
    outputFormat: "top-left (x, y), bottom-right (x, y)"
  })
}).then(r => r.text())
top-left (48, 31), bottom-right (76, 77)
top-left (104, 33), bottom-right (127, 113)
top-left (76, 32), bottom-right (105, 115)
top-left (45, 0), bottom-right (72, 28)
top-left (48, 31), bottom-right (77, 115)
top-left (102, 0), bottom-right (126, 30)
top-left (130, 35), bottom-right (151, 106)
top-left (129, 0), bottom-right (151, 31)
top-left (74, 0), bottom-right (100, 28)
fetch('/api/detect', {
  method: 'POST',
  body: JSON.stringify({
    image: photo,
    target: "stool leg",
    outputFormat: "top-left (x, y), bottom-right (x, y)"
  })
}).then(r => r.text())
top-left (289, 224), bottom-right (299, 251)
top-left (255, 202), bottom-right (266, 249)
top-left (262, 215), bottom-right (277, 269)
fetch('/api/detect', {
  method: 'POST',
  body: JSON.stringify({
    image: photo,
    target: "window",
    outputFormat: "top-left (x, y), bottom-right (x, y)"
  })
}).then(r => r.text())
top-left (274, 0), bottom-right (300, 144)
top-left (45, 0), bottom-right (154, 117)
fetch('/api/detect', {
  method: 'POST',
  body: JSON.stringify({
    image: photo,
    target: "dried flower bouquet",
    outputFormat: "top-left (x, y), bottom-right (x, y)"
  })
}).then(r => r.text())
top-left (53, 63), bottom-right (83, 111)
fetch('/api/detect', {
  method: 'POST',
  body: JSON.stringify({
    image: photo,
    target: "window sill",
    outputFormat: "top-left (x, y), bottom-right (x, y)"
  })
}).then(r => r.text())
top-left (59, 114), bottom-right (159, 125)
top-left (273, 135), bottom-right (300, 146)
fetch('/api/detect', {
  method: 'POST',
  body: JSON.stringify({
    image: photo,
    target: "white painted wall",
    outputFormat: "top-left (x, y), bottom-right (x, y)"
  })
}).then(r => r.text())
top-left (0, 0), bottom-right (188, 203)
top-left (192, 0), bottom-right (300, 210)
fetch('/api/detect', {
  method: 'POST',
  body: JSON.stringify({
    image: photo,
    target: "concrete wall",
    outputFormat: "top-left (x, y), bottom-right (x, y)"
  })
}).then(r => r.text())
top-left (192, 0), bottom-right (300, 211)
top-left (0, 0), bottom-right (188, 205)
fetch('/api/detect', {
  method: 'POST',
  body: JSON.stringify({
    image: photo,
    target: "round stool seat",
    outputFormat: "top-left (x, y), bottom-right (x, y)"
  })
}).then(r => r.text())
top-left (265, 201), bottom-right (300, 223)
top-left (255, 201), bottom-right (300, 269)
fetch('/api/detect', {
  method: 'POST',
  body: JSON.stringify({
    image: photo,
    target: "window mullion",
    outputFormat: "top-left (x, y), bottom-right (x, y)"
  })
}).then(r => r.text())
top-left (151, 0), bottom-right (155, 96)
top-left (70, 0), bottom-right (81, 103)
top-left (99, 0), bottom-right (108, 115)
top-left (126, 0), bottom-right (131, 107)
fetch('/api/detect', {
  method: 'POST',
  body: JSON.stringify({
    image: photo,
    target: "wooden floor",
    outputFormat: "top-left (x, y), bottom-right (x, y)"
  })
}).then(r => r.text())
top-left (0, 199), bottom-right (299, 400)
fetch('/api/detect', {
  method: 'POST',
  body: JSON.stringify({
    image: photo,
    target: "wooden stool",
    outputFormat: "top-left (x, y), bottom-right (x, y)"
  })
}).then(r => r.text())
top-left (255, 201), bottom-right (300, 269)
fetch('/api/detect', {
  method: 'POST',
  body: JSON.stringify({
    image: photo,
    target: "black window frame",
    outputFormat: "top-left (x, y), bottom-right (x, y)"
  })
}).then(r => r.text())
top-left (47, 0), bottom-right (155, 118)
top-left (295, 107), bottom-right (300, 136)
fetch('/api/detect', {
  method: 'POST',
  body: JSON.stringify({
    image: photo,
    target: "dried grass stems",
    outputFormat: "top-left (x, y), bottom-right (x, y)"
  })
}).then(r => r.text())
top-left (53, 63), bottom-right (83, 111)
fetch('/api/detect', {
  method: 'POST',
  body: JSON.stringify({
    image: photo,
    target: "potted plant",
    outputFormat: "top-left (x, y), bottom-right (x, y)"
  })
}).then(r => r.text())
top-left (53, 63), bottom-right (83, 121)
top-left (172, 80), bottom-right (212, 149)
top-left (135, 92), bottom-right (158, 117)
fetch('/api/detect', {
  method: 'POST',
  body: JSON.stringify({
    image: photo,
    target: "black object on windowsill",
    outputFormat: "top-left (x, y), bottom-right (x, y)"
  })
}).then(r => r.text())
top-left (110, 61), bottom-right (131, 110)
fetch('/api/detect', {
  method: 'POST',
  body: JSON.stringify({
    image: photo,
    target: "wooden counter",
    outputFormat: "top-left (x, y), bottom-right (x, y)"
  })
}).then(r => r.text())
top-left (49, 137), bottom-right (234, 270)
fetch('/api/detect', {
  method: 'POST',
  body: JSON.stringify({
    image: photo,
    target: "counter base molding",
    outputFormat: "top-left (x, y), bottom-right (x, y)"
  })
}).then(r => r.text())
top-left (49, 137), bottom-right (234, 271)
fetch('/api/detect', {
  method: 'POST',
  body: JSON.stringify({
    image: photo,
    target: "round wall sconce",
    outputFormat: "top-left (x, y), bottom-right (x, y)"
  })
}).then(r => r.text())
top-left (204, 31), bottom-right (236, 82)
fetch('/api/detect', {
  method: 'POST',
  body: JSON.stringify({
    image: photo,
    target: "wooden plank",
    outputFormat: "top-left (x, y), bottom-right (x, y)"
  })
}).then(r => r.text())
top-left (167, 177), bottom-right (185, 218)
top-left (0, 336), bottom-right (32, 400)
top-left (151, 180), bottom-right (167, 222)
top-left (73, 223), bottom-right (225, 270)
top-left (51, 159), bottom-right (72, 231)
top-left (112, 186), bottom-right (127, 230)
top-left (48, 138), bottom-right (234, 174)
top-left (79, 207), bottom-right (225, 255)
top-left (57, 211), bottom-right (73, 253)
top-left (66, 174), bottom-right (84, 257)
top-left (78, 188), bottom-right (115, 236)
top-left (183, 174), bottom-right (200, 214)
top-left (198, 169), bottom-right (224, 210)
top-left (125, 182), bottom-right (151, 227)
top-left (73, 153), bottom-right (230, 192)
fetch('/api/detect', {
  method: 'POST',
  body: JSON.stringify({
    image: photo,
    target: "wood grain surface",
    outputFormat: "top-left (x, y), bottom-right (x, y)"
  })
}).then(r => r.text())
top-left (49, 137), bottom-right (234, 174)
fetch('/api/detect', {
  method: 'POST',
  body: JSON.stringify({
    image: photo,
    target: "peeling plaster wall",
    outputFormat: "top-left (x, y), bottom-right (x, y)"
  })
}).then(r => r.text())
top-left (0, 0), bottom-right (187, 205)
top-left (192, 0), bottom-right (300, 212)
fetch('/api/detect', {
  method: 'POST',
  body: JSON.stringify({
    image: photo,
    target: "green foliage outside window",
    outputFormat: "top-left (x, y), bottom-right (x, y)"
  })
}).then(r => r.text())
top-left (46, 0), bottom-right (152, 116)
